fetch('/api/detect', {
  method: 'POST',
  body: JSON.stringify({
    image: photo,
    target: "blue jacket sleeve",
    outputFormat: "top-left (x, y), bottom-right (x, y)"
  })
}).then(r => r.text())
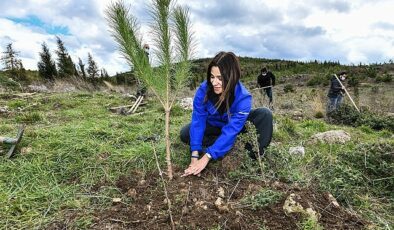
top-left (206, 96), bottom-right (252, 159)
top-left (189, 86), bottom-right (208, 152)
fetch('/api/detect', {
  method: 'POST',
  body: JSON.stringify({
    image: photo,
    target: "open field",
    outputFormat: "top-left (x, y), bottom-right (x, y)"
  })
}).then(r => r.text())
top-left (0, 80), bottom-right (393, 229)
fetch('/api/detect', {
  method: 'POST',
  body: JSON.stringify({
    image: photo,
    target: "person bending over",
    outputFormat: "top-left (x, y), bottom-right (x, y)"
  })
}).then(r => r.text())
top-left (180, 51), bottom-right (273, 177)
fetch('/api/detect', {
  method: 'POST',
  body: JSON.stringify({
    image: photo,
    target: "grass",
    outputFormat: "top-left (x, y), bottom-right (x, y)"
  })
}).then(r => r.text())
top-left (0, 92), bottom-right (190, 228)
top-left (241, 188), bottom-right (283, 210)
top-left (0, 88), bottom-right (393, 228)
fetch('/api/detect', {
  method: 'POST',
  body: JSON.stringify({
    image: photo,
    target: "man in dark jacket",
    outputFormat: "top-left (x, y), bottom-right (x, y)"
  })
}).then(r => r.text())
top-left (136, 44), bottom-right (150, 97)
top-left (257, 67), bottom-right (276, 107)
top-left (327, 71), bottom-right (346, 112)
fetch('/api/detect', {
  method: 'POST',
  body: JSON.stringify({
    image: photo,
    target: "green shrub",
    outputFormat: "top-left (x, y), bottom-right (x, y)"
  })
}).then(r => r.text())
top-left (319, 142), bottom-right (394, 199)
top-left (307, 75), bottom-right (328, 86)
top-left (280, 117), bottom-right (298, 137)
top-left (365, 67), bottom-right (377, 78)
top-left (375, 74), bottom-right (392, 83)
top-left (359, 125), bottom-right (373, 134)
top-left (283, 84), bottom-right (295, 93)
top-left (299, 217), bottom-right (323, 230)
top-left (314, 111), bottom-right (324, 119)
top-left (241, 188), bottom-right (283, 210)
top-left (327, 104), bottom-right (360, 125)
top-left (327, 104), bottom-right (394, 132)
top-left (16, 112), bottom-right (43, 123)
top-left (347, 75), bottom-right (359, 87)
top-left (0, 74), bottom-right (21, 91)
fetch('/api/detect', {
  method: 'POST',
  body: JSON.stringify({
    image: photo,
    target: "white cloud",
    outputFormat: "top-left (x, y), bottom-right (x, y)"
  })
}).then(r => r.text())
top-left (1, 0), bottom-right (393, 76)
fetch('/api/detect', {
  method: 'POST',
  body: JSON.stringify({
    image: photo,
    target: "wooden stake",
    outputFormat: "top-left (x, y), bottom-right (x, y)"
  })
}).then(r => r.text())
top-left (251, 85), bottom-right (273, 91)
top-left (131, 96), bottom-right (144, 113)
top-left (127, 95), bottom-right (143, 114)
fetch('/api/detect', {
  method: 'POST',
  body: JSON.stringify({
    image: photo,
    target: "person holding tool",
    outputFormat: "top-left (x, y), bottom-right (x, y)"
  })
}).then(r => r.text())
top-left (257, 67), bottom-right (276, 109)
top-left (327, 71), bottom-right (347, 113)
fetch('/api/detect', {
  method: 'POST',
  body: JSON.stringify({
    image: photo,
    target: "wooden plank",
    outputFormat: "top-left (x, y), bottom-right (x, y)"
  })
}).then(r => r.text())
top-left (7, 125), bottom-right (25, 158)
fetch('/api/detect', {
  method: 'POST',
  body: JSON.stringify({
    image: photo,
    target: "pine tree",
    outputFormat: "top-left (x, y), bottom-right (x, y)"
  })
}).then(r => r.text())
top-left (78, 58), bottom-right (86, 79)
top-left (1, 43), bottom-right (26, 81)
top-left (87, 53), bottom-right (99, 78)
top-left (1, 43), bottom-right (20, 71)
top-left (107, 0), bottom-right (195, 179)
top-left (37, 42), bottom-right (57, 80)
top-left (55, 37), bottom-right (75, 78)
top-left (100, 68), bottom-right (109, 78)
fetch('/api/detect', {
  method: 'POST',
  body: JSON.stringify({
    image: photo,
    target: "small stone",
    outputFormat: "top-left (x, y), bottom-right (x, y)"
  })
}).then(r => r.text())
top-left (218, 187), bottom-right (225, 198)
top-left (21, 147), bottom-right (32, 155)
top-left (327, 193), bottom-right (340, 208)
top-left (283, 193), bottom-right (319, 221)
top-left (127, 188), bottom-right (137, 198)
top-left (289, 146), bottom-right (305, 156)
top-left (138, 179), bottom-right (146, 185)
top-left (112, 197), bottom-right (122, 203)
top-left (163, 198), bottom-right (171, 205)
top-left (0, 106), bottom-right (9, 114)
top-left (215, 197), bottom-right (229, 212)
top-left (195, 200), bottom-right (204, 207)
top-left (179, 97), bottom-right (193, 110)
top-left (182, 206), bottom-right (189, 214)
top-left (272, 181), bottom-right (285, 189)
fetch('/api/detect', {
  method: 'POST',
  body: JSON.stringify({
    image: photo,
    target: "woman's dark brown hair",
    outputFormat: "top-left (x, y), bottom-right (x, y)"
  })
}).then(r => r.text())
top-left (205, 51), bottom-right (241, 113)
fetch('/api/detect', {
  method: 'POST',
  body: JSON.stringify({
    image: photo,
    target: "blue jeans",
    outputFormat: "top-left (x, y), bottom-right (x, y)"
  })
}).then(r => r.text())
top-left (262, 88), bottom-right (273, 104)
top-left (327, 95), bottom-right (343, 112)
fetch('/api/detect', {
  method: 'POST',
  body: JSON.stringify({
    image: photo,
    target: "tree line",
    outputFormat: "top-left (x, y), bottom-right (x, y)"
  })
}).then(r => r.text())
top-left (1, 36), bottom-right (109, 84)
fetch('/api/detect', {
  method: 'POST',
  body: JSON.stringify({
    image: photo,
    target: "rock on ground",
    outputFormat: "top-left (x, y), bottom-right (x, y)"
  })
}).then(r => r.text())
top-left (309, 130), bottom-right (351, 144)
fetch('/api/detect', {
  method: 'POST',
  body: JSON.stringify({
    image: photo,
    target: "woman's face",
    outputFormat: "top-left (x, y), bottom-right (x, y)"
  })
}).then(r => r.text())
top-left (210, 66), bottom-right (223, 95)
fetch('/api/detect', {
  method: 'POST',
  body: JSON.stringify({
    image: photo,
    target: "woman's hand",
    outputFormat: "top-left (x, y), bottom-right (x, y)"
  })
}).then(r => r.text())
top-left (182, 155), bottom-right (210, 177)
top-left (189, 157), bottom-right (200, 177)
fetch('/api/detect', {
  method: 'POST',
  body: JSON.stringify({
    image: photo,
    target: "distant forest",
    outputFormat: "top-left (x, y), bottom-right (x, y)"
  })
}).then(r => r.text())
top-left (1, 40), bottom-right (393, 90)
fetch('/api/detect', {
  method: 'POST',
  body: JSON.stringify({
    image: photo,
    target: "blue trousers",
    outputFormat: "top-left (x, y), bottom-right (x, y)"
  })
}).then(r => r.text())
top-left (262, 88), bottom-right (273, 103)
top-left (327, 94), bottom-right (343, 112)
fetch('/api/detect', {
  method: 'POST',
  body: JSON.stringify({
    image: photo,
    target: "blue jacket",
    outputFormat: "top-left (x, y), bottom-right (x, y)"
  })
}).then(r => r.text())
top-left (190, 80), bottom-right (252, 160)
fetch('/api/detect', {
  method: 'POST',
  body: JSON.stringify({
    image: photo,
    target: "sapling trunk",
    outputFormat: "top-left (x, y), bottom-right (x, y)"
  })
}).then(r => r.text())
top-left (165, 108), bottom-right (173, 179)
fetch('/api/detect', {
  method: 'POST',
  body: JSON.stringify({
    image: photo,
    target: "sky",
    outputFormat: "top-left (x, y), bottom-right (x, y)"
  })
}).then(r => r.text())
top-left (0, 0), bottom-right (393, 75)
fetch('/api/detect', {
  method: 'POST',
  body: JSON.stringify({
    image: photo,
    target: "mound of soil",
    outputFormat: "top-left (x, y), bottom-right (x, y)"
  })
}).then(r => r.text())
top-left (89, 167), bottom-right (367, 230)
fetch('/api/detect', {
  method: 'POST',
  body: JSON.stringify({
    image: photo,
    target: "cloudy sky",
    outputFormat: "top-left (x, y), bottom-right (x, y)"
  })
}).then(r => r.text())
top-left (1, 0), bottom-right (393, 75)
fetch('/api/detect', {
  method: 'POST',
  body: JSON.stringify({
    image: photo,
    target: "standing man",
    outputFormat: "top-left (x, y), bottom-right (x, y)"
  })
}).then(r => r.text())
top-left (257, 67), bottom-right (276, 108)
top-left (136, 44), bottom-right (150, 97)
top-left (327, 71), bottom-right (347, 113)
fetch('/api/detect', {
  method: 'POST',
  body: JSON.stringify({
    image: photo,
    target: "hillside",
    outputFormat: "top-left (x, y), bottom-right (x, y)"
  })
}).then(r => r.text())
top-left (0, 57), bottom-right (393, 229)
top-left (1, 56), bottom-right (394, 94)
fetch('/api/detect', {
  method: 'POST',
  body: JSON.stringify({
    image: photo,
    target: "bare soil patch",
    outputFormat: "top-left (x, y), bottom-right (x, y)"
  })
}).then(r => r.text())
top-left (89, 167), bottom-right (367, 229)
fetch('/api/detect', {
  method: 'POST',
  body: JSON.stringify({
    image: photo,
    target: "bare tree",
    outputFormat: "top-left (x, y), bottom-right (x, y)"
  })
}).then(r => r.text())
top-left (106, 0), bottom-right (195, 179)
